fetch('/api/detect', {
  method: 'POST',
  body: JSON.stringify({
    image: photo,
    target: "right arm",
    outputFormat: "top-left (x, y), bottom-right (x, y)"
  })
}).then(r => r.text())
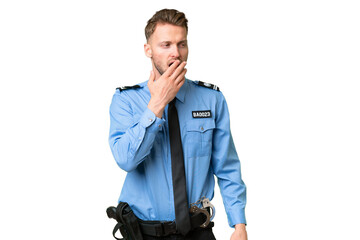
top-left (109, 92), bottom-right (165, 172)
top-left (109, 60), bottom-right (187, 172)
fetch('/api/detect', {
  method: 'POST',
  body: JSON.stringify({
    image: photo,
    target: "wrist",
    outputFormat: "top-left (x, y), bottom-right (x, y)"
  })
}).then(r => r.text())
top-left (234, 223), bottom-right (246, 232)
top-left (148, 98), bottom-right (166, 118)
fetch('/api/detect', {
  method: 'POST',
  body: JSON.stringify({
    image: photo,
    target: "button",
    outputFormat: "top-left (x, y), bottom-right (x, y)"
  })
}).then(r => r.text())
top-left (149, 118), bottom-right (153, 122)
top-left (200, 127), bottom-right (204, 131)
top-left (158, 124), bottom-right (162, 128)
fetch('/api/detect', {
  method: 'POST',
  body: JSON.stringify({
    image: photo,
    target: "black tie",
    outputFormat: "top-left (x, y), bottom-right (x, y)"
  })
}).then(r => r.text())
top-left (168, 98), bottom-right (191, 236)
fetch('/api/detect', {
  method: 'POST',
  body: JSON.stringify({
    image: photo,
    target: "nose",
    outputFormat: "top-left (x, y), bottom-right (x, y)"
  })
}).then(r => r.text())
top-left (171, 45), bottom-right (180, 59)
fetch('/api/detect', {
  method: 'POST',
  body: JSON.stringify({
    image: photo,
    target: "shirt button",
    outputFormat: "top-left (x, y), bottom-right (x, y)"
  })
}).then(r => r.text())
top-left (200, 127), bottom-right (204, 131)
top-left (149, 118), bottom-right (153, 122)
top-left (158, 124), bottom-right (162, 128)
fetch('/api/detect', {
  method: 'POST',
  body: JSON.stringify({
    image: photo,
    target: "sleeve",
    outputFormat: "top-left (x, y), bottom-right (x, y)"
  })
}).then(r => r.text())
top-left (108, 91), bottom-right (165, 172)
top-left (211, 92), bottom-right (247, 227)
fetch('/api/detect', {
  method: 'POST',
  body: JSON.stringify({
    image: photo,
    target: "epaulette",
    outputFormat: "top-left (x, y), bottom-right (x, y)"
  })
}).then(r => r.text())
top-left (116, 85), bottom-right (141, 92)
top-left (196, 81), bottom-right (220, 91)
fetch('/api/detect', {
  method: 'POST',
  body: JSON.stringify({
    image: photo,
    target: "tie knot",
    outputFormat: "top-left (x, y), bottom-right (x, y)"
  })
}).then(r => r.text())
top-left (170, 98), bottom-right (176, 107)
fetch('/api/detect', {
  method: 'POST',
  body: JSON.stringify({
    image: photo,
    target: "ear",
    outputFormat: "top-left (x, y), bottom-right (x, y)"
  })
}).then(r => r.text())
top-left (144, 43), bottom-right (152, 58)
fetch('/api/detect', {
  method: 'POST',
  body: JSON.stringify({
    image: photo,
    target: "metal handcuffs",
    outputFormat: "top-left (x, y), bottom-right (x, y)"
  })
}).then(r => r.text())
top-left (189, 197), bottom-right (216, 228)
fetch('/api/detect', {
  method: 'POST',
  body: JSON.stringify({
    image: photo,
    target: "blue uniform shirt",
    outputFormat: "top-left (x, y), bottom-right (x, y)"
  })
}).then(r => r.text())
top-left (109, 78), bottom-right (247, 227)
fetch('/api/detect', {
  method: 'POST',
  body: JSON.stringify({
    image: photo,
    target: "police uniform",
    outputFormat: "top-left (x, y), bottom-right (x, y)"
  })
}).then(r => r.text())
top-left (109, 78), bottom-right (247, 238)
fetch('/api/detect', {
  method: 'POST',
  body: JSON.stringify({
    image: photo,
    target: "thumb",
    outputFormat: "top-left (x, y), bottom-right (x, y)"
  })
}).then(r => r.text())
top-left (148, 70), bottom-right (155, 83)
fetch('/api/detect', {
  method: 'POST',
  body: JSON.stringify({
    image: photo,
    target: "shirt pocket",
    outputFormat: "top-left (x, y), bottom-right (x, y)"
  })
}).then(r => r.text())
top-left (184, 119), bottom-right (215, 157)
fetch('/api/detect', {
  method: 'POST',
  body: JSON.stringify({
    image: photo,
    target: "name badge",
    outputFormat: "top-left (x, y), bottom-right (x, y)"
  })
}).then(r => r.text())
top-left (192, 110), bottom-right (212, 118)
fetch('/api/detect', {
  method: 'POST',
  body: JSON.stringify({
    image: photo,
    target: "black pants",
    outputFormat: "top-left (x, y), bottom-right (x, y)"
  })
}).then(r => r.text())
top-left (142, 227), bottom-right (216, 240)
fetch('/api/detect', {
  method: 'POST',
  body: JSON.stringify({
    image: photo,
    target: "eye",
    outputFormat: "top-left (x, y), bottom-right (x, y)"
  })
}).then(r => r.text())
top-left (161, 43), bottom-right (170, 48)
top-left (179, 42), bottom-right (187, 48)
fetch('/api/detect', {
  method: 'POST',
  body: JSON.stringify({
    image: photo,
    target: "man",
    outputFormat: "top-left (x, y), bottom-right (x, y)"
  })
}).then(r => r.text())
top-left (108, 9), bottom-right (247, 240)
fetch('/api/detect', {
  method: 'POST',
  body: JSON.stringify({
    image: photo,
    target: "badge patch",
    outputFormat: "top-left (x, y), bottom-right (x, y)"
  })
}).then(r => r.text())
top-left (192, 110), bottom-right (212, 118)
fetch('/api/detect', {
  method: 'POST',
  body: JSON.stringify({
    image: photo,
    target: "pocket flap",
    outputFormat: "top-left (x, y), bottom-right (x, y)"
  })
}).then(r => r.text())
top-left (186, 119), bottom-right (215, 132)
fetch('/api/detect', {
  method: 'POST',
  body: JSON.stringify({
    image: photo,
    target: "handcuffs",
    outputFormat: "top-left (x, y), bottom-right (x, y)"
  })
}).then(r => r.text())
top-left (189, 197), bottom-right (216, 228)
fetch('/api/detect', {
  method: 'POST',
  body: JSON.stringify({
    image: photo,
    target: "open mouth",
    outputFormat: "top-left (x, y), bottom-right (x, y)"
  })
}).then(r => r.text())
top-left (168, 60), bottom-right (181, 67)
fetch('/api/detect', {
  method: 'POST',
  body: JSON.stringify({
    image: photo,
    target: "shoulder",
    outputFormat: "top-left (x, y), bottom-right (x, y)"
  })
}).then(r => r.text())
top-left (187, 79), bottom-right (224, 101)
top-left (111, 80), bottom-right (148, 108)
top-left (186, 79), bottom-right (227, 109)
top-left (115, 80), bottom-right (148, 93)
top-left (189, 80), bottom-right (221, 92)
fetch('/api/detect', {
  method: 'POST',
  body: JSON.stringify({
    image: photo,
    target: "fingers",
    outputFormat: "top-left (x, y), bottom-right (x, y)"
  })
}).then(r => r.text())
top-left (164, 59), bottom-right (181, 77)
top-left (150, 59), bottom-right (186, 87)
top-left (170, 61), bottom-right (187, 80)
top-left (174, 68), bottom-right (187, 85)
top-left (177, 76), bottom-right (186, 89)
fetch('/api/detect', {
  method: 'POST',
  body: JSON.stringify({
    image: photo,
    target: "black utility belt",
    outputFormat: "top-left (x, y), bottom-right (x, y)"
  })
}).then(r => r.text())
top-left (106, 202), bottom-right (214, 239)
top-left (138, 211), bottom-right (214, 237)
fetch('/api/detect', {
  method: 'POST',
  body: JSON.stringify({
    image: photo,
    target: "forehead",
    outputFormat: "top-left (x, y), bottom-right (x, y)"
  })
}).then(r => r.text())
top-left (150, 23), bottom-right (187, 42)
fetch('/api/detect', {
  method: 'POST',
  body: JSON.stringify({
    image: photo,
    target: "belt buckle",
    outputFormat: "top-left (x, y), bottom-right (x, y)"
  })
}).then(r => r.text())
top-left (162, 221), bottom-right (178, 236)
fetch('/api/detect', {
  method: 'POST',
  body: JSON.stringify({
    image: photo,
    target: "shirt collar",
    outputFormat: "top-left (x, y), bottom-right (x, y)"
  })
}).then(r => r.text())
top-left (175, 78), bottom-right (189, 103)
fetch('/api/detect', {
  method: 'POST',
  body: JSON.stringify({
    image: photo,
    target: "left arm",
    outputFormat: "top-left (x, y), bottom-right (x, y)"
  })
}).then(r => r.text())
top-left (210, 92), bottom-right (247, 239)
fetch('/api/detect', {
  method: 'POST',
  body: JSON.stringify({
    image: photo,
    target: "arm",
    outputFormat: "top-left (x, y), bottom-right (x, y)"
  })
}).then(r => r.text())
top-left (109, 92), bottom-right (165, 172)
top-left (109, 60), bottom-right (187, 172)
top-left (211, 92), bottom-right (247, 231)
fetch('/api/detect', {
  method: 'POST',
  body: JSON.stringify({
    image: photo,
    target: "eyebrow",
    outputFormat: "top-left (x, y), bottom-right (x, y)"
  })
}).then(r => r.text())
top-left (160, 41), bottom-right (171, 45)
top-left (159, 40), bottom-right (188, 45)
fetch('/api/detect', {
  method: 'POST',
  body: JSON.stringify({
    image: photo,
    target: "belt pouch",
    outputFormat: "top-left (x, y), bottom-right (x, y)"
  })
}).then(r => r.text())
top-left (116, 202), bottom-right (143, 240)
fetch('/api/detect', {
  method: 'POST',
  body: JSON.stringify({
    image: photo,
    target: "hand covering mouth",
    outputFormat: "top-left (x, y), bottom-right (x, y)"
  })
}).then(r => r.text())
top-left (168, 60), bottom-right (181, 67)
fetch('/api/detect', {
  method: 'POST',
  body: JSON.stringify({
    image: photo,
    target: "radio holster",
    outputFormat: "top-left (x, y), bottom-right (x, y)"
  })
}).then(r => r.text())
top-left (106, 202), bottom-right (143, 240)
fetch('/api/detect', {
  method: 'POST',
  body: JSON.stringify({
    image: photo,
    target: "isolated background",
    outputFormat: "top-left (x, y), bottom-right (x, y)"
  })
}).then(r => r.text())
top-left (1, 0), bottom-right (359, 239)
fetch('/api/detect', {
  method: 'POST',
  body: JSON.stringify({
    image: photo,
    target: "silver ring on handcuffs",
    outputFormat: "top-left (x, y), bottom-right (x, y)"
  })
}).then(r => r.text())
top-left (189, 197), bottom-right (216, 228)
